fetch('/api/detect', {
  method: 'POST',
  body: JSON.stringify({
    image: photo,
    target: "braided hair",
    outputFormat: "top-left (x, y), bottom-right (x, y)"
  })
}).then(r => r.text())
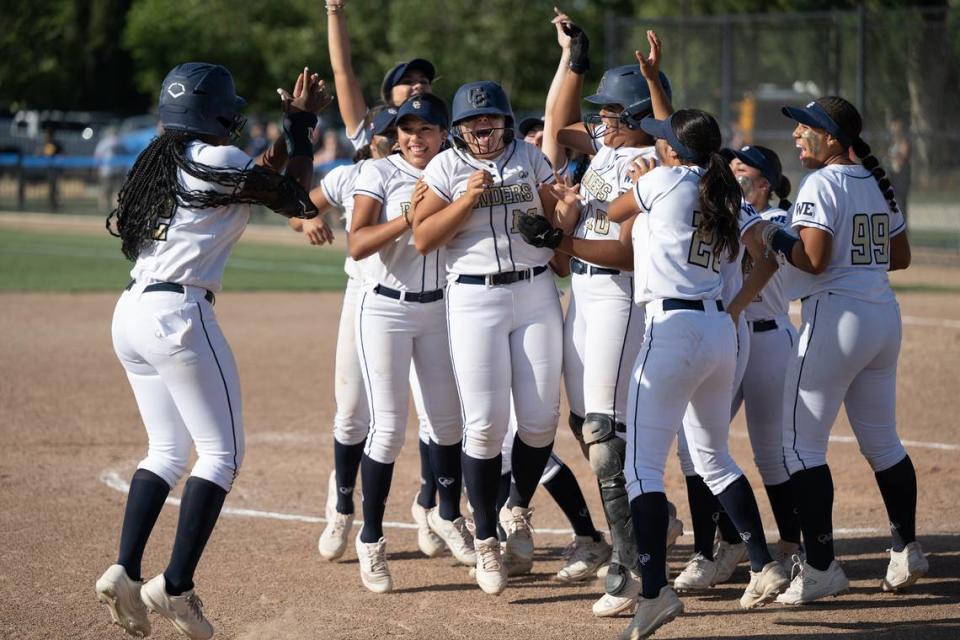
top-left (107, 131), bottom-right (266, 261)
top-left (671, 109), bottom-right (742, 262)
top-left (816, 96), bottom-right (900, 215)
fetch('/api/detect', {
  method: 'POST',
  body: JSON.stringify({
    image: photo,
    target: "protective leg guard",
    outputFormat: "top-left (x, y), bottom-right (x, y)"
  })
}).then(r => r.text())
top-left (583, 412), bottom-right (636, 594)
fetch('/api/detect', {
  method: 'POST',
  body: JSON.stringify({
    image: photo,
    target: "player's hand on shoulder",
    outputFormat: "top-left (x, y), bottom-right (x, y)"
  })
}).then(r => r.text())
top-left (303, 215), bottom-right (334, 245)
top-left (627, 156), bottom-right (657, 183)
top-left (634, 30), bottom-right (662, 81)
top-left (464, 170), bottom-right (494, 202)
top-left (278, 67), bottom-right (334, 116)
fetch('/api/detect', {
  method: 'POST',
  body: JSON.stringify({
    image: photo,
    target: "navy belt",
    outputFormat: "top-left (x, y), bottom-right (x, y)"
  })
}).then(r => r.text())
top-left (751, 319), bottom-right (778, 333)
top-left (126, 280), bottom-right (215, 304)
top-left (456, 265), bottom-right (549, 286)
top-left (373, 284), bottom-right (444, 303)
top-left (662, 298), bottom-right (724, 312)
top-left (570, 257), bottom-right (620, 276)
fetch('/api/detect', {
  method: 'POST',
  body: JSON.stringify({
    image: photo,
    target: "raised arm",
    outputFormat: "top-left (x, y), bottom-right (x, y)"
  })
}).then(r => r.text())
top-left (635, 30), bottom-right (673, 120)
top-left (543, 8), bottom-right (575, 168)
top-left (277, 67), bottom-right (334, 192)
top-left (326, 0), bottom-right (368, 136)
top-left (550, 10), bottom-right (596, 156)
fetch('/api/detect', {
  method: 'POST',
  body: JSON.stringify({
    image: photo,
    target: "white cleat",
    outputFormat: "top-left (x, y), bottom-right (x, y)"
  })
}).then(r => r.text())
top-left (713, 540), bottom-right (748, 584)
top-left (139, 574), bottom-right (213, 640)
top-left (882, 541), bottom-right (929, 592)
top-left (775, 558), bottom-right (849, 604)
top-left (666, 515), bottom-right (684, 552)
top-left (618, 586), bottom-right (684, 640)
top-left (740, 561), bottom-right (790, 609)
top-left (354, 535), bottom-right (393, 593)
top-left (556, 534), bottom-right (612, 583)
top-left (498, 505), bottom-right (535, 567)
top-left (318, 472), bottom-right (354, 561)
top-left (774, 540), bottom-right (803, 574)
top-left (95, 565), bottom-right (151, 638)
top-left (673, 553), bottom-right (718, 592)
top-left (411, 495), bottom-right (446, 558)
top-left (474, 537), bottom-right (507, 595)
top-left (593, 569), bottom-right (643, 618)
top-left (426, 511), bottom-right (477, 566)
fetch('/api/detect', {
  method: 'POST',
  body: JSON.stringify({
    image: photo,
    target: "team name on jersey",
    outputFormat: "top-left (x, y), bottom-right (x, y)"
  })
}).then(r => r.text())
top-left (580, 168), bottom-right (614, 202)
top-left (399, 201), bottom-right (412, 216)
top-left (794, 202), bottom-right (816, 217)
top-left (454, 183), bottom-right (534, 209)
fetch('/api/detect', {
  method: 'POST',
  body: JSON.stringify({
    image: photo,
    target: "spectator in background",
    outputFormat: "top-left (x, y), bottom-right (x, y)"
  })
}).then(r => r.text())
top-left (37, 126), bottom-right (62, 211)
top-left (245, 121), bottom-right (270, 157)
top-left (519, 116), bottom-right (545, 147)
top-left (94, 126), bottom-right (123, 212)
top-left (887, 117), bottom-right (911, 218)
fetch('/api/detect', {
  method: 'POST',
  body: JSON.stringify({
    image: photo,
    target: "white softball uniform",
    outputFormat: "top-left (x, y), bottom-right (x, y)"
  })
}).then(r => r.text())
top-left (347, 119), bottom-right (373, 151)
top-left (677, 203), bottom-right (761, 475)
top-left (353, 154), bottom-right (461, 464)
top-left (423, 140), bottom-right (563, 459)
top-left (325, 160), bottom-right (433, 448)
top-left (782, 164), bottom-right (907, 474)
top-left (563, 143), bottom-right (654, 425)
top-left (623, 165), bottom-right (744, 499)
top-left (114, 142), bottom-right (252, 492)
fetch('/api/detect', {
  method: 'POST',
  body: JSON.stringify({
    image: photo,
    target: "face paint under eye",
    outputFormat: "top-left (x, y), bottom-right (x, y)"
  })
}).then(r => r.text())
top-left (801, 128), bottom-right (824, 158)
top-left (737, 175), bottom-right (755, 199)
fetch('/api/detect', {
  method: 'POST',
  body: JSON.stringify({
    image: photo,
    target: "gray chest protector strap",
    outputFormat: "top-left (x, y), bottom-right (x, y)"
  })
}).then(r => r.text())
top-left (582, 412), bottom-right (635, 595)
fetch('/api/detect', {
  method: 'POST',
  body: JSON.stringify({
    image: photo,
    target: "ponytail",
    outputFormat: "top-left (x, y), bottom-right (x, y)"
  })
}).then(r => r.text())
top-left (698, 151), bottom-right (742, 262)
top-left (775, 175), bottom-right (792, 211)
top-left (851, 137), bottom-right (900, 214)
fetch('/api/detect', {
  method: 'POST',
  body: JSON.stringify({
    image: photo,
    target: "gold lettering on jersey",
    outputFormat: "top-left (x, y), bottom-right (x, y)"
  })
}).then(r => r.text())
top-left (580, 169), bottom-right (614, 202)
top-left (153, 220), bottom-right (170, 241)
top-left (400, 202), bottom-right (412, 215)
top-left (455, 183), bottom-right (534, 209)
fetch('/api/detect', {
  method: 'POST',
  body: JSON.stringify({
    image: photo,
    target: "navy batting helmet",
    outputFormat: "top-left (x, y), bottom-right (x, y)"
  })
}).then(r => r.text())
top-left (585, 65), bottom-right (672, 129)
top-left (451, 81), bottom-right (515, 128)
top-left (158, 63), bottom-right (247, 139)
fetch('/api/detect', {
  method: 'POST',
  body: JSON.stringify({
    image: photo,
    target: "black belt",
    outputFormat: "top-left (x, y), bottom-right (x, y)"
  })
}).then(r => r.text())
top-left (662, 298), bottom-right (724, 312)
top-left (373, 284), bottom-right (444, 303)
top-left (456, 265), bottom-right (549, 286)
top-left (125, 280), bottom-right (215, 304)
top-left (751, 319), bottom-right (778, 333)
top-left (570, 257), bottom-right (620, 276)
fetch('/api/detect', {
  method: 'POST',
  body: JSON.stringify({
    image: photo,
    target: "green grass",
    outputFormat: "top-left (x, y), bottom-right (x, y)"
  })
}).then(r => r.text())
top-left (0, 228), bottom-right (348, 292)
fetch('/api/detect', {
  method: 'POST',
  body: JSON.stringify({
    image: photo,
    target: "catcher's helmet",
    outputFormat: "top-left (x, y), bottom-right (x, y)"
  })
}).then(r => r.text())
top-left (451, 81), bottom-right (515, 128)
top-left (585, 66), bottom-right (672, 129)
top-left (159, 63), bottom-right (247, 139)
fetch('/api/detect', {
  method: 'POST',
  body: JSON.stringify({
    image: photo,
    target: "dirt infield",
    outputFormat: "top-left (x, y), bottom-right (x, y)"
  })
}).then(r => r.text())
top-left (1, 266), bottom-right (959, 639)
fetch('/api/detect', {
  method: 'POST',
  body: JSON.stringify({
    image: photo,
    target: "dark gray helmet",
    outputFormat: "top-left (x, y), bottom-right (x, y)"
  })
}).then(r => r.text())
top-left (158, 62), bottom-right (247, 139)
top-left (585, 65), bottom-right (672, 129)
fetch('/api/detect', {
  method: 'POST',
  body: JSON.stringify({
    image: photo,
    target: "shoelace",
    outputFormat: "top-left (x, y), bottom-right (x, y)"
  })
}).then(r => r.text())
top-left (477, 545), bottom-right (501, 572)
top-left (330, 514), bottom-right (349, 535)
top-left (789, 553), bottom-right (804, 582)
top-left (368, 543), bottom-right (388, 574)
top-left (453, 519), bottom-right (475, 548)
top-left (510, 510), bottom-right (534, 536)
top-left (184, 593), bottom-right (204, 621)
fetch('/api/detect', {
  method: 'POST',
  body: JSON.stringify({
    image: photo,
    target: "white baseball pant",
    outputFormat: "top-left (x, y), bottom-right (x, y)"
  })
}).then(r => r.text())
top-left (112, 284), bottom-right (244, 493)
top-left (783, 292), bottom-right (905, 474)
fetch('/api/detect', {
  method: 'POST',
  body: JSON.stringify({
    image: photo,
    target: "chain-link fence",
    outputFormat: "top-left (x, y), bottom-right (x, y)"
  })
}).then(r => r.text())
top-left (605, 6), bottom-right (960, 251)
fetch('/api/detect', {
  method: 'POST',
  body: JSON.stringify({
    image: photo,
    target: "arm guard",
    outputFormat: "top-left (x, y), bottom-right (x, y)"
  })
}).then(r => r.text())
top-left (238, 165), bottom-right (318, 219)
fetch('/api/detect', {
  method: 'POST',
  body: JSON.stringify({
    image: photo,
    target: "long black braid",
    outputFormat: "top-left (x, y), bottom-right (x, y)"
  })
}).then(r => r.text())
top-left (107, 130), bottom-right (288, 261)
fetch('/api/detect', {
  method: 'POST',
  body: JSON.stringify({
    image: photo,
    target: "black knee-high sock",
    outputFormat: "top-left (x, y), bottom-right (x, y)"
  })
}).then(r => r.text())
top-left (874, 455), bottom-right (917, 552)
top-left (715, 475), bottom-right (773, 572)
top-left (789, 465), bottom-right (835, 571)
top-left (685, 474), bottom-right (719, 560)
top-left (462, 453), bottom-right (502, 540)
top-left (716, 510), bottom-right (742, 545)
top-left (543, 464), bottom-right (600, 539)
top-left (163, 477), bottom-right (227, 595)
top-left (495, 472), bottom-right (511, 541)
top-left (509, 435), bottom-right (553, 508)
top-left (429, 440), bottom-right (463, 521)
top-left (333, 439), bottom-right (364, 515)
top-left (417, 438), bottom-right (438, 509)
top-left (765, 481), bottom-right (802, 545)
top-left (117, 469), bottom-right (171, 581)
top-left (359, 454), bottom-right (394, 543)
top-left (629, 492), bottom-right (668, 599)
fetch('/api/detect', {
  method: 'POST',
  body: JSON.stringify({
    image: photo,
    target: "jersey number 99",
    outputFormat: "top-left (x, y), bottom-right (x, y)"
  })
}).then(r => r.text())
top-left (850, 213), bottom-right (889, 265)
top-left (687, 210), bottom-right (720, 273)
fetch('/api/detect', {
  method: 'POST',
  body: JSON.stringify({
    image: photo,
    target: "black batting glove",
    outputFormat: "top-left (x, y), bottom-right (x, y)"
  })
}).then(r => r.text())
top-left (517, 213), bottom-right (564, 249)
top-left (564, 22), bottom-right (590, 74)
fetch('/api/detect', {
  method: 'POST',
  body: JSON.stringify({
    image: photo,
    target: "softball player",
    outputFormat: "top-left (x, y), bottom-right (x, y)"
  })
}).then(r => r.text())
top-left (765, 97), bottom-right (924, 604)
top-left (673, 146), bottom-right (801, 592)
top-left (547, 14), bottom-right (682, 617)
top-left (346, 94), bottom-right (473, 593)
top-left (413, 81), bottom-right (571, 595)
top-left (326, 0), bottom-right (447, 551)
top-left (96, 64), bottom-right (328, 638)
